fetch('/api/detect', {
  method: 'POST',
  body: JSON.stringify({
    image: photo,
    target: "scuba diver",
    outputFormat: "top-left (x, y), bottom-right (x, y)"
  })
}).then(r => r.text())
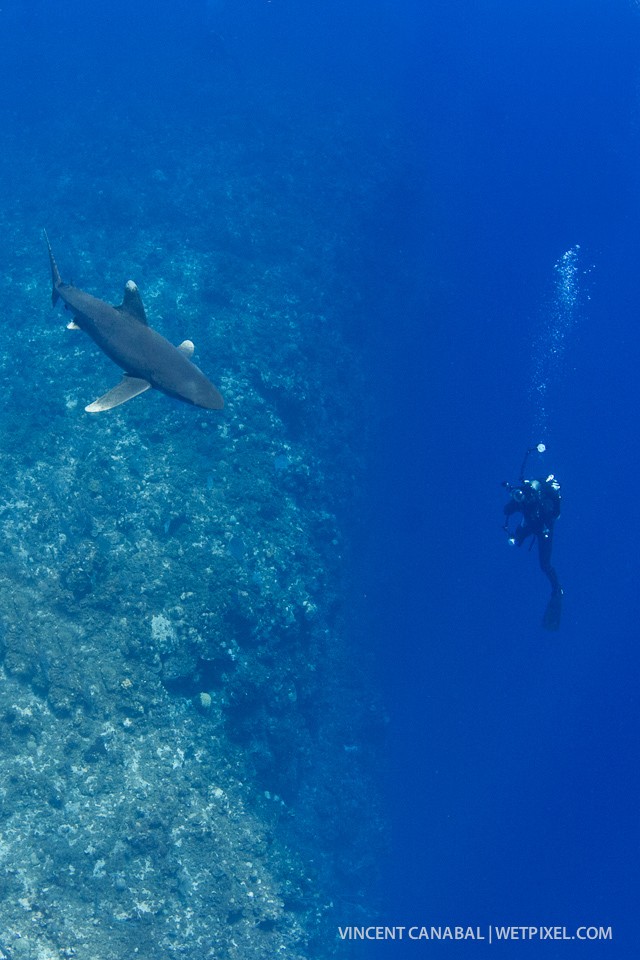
top-left (502, 444), bottom-right (563, 631)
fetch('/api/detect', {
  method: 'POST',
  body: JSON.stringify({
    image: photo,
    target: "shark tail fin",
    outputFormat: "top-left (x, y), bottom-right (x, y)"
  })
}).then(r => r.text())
top-left (43, 229), bottom-right (62, 306)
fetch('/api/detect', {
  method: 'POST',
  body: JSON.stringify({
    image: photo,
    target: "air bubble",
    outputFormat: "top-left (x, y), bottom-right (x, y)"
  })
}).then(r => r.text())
top-left (530, 245), bottom-right (583, 439)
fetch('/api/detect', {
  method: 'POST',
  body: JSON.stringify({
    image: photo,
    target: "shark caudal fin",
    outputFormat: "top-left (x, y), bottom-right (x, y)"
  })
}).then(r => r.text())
top-left (43, 229), bottom-right (63, 306)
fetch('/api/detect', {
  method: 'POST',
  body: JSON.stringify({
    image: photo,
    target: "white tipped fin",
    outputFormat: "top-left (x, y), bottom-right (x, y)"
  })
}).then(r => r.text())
top-left (118, 280), bottom-right (148, 325)
top-left (67, 321), bottom-right (81, 330)
top-left (85, 375), bottom-right (151, 413)
top-left (177, 339), bottom-right (195, 358)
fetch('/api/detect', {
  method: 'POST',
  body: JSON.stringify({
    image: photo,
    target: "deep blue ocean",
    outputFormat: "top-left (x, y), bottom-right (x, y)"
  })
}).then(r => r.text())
top-left (0, 1), bottom-right (638, 958)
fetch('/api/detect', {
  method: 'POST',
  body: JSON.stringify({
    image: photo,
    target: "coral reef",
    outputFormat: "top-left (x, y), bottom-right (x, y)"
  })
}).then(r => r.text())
top-left (0, 72), bottom-right (389, 959)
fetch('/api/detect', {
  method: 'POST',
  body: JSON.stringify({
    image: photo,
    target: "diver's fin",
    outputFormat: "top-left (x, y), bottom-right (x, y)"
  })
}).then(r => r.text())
top-left (542, 589), bottom-right (563, 631)
top-left (118, 280), bottom-right (148, 325)
top-left (85, 375), bottom-right (151, 413)
top-left (177, 339), bottom-right (195, 358)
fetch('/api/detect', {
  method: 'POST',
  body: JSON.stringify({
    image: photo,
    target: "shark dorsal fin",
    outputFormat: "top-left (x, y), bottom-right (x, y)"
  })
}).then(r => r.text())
top-left (119, 280), bottom-right (148, 325)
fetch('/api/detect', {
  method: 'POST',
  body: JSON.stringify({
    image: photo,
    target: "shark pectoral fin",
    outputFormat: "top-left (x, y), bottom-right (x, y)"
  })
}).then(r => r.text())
top-left (177, 339), bottom-right (195, 358)
top-left (85, 375), bottom-right (151, 413)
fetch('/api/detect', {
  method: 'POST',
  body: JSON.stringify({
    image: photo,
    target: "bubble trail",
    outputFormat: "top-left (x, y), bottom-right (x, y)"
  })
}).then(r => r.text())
top-left (530, 244), bottom-right (583, 440)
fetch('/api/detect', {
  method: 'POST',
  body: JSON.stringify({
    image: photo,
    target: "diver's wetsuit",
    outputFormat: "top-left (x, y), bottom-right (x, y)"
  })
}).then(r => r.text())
top-left (503, 476), bottom-right (563, 630)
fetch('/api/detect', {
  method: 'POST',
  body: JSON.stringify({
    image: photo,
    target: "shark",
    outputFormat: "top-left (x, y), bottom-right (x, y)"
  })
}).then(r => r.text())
top-left (44, 231), bottom-right (224, 413)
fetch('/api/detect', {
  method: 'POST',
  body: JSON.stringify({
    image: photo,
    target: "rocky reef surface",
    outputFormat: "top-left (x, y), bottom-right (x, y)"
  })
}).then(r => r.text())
top-left (0, 83), bottom-right (388, 959)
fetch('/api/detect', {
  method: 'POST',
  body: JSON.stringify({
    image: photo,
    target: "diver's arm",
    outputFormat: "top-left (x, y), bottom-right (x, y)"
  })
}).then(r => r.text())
top-left (503, 500), bottom-right (520, 519)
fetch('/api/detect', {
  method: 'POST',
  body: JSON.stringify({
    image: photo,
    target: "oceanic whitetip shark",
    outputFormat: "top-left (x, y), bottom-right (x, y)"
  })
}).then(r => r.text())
top-left (44, 231), bottom-right (224, 413)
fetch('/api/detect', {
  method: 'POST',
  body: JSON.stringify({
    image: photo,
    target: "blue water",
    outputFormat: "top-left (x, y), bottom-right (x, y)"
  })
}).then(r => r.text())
top-left (360, 1), bottom-right (640, 957)
top-left (0, 0), bottom-right (639, 957)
